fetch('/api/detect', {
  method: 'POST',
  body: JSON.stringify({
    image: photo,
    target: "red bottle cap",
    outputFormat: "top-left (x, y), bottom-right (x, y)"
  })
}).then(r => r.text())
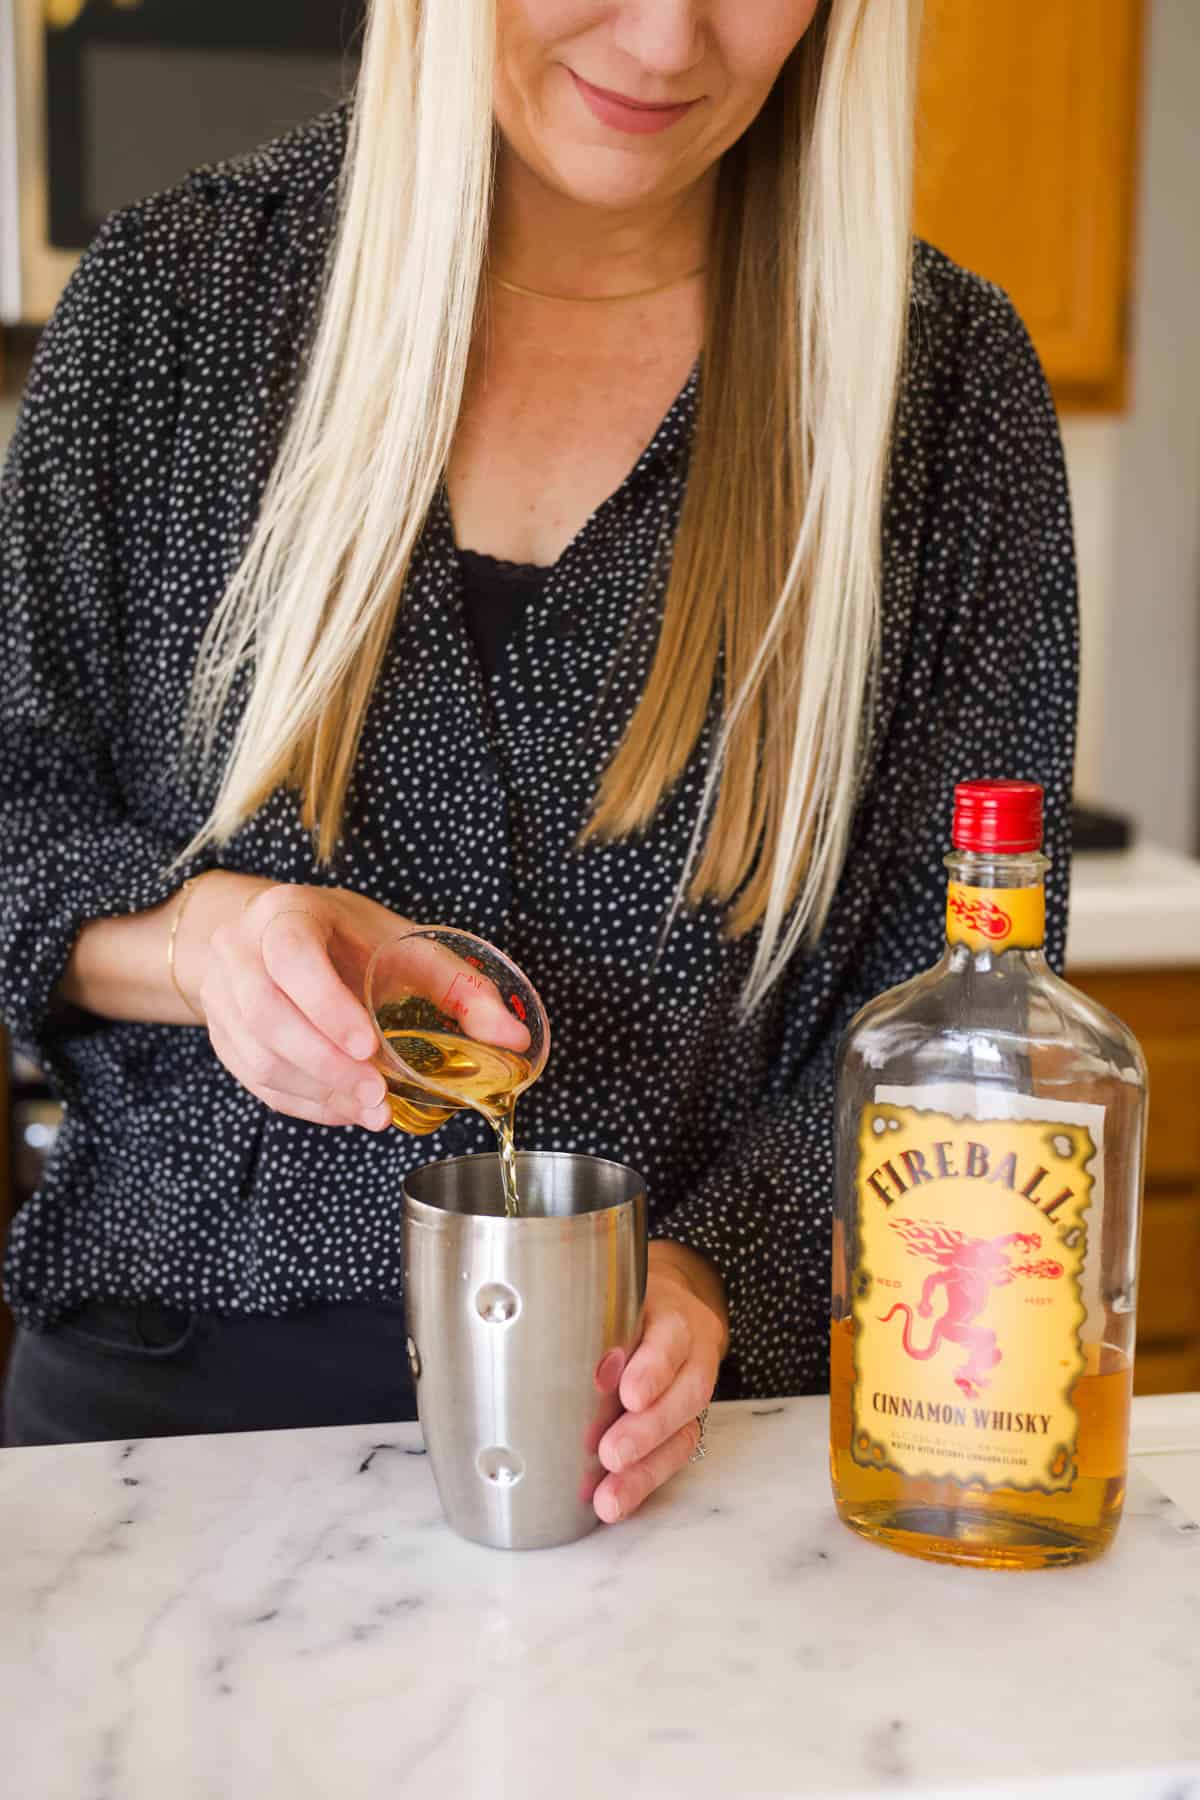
top-left (952, 780), bottom-right (1044, 853)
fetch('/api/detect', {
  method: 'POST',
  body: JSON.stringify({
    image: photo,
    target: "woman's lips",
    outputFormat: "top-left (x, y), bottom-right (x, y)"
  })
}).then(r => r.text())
top-left (569, 70), bottom-right (698, 136)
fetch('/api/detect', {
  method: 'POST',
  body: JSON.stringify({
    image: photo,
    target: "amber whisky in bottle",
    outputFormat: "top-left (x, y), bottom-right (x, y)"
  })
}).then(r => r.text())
top-left (830, 781), bottom-right (1147, 1568)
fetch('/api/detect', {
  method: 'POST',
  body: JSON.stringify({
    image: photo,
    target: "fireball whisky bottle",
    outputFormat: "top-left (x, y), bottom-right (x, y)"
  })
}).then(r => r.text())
top-left (830, 781), bottom-right (1147, 1568)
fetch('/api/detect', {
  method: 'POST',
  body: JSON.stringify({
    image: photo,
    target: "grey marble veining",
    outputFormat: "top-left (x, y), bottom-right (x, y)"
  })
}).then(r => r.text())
top-left (1, 1397), bottom-right (1198, 1799)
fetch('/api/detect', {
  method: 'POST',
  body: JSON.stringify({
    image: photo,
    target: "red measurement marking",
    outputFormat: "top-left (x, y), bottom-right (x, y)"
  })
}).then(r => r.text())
top-left (440, 972), bottom-right (485, 1019)
top-left (510, 994), bottom-right (527, 1023)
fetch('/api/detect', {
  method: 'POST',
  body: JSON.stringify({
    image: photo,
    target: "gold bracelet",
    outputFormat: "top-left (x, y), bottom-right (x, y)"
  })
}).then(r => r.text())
top-left (167, 877), bottom-right (207, 1024)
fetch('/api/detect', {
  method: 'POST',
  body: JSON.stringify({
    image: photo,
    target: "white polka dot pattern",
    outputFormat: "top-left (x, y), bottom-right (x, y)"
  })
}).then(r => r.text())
top-left (0, 107), bottom-right (1077, 1398)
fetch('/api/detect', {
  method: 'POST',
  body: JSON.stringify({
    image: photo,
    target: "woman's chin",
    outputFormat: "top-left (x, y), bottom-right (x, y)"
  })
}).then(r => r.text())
top-left (520, 141), bottom-right (700, 217)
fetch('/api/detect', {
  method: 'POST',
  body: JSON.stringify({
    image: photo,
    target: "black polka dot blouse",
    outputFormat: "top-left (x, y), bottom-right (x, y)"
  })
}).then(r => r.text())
top-left (0, 107), bottom-right (1077, 1399)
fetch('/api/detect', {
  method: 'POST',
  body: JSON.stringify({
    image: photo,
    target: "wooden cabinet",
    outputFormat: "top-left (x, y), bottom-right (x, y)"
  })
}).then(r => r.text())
top-left (1069, 966), bottom-right (1200, 1393)
top-left (11, 0), bottom-right (80, 326)
top-left (914, 0), bottom-right (1147, 409)
top-left (9, 0), bottom-right (1146, 409)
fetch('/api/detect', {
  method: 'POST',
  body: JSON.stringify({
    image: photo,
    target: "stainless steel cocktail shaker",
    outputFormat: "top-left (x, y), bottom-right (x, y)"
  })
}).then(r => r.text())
top-left (403, 1151), bottom-right (647, 1550)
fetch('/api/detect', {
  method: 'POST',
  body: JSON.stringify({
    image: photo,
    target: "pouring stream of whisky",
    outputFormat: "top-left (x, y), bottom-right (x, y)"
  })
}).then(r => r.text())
top-left (379, 1025), bottom-right (531, 1216)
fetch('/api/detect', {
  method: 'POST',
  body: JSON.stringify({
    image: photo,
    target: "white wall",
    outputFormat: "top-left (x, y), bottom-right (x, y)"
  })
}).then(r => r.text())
top-left (1065, 0), bottom-right (1200, 854)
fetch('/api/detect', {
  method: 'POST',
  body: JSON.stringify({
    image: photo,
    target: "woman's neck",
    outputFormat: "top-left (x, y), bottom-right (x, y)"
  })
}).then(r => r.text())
top-left (489, 141), bottom-right (714, 300)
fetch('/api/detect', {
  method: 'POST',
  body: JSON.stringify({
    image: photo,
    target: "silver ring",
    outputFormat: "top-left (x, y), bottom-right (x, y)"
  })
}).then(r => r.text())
top-left (689, 1405), bottom-right (710, 1465)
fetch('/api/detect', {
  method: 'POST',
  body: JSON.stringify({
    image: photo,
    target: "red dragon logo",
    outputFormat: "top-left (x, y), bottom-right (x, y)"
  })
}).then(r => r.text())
top-left (947, 891), bottom-right (1012, 941)
top-left (878, 1217), bottom-right (1064, 1399)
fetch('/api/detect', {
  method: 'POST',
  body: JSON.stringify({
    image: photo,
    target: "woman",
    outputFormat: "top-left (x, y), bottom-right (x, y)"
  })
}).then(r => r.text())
top-left (0, 0), bottom-right (1077, 1527)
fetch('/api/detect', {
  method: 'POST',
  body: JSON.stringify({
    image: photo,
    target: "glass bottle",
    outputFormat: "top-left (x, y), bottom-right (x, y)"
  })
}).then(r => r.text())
top-left (830, 780), bottom-right (1147, 1568)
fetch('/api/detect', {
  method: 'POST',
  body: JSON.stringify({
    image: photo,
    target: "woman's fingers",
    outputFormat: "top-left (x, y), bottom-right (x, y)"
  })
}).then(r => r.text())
top-left (249, 901), bottom-right (378, 1057)
top-left (599, 1353), bottom-right (710, 1478)
top-left (252, 1082), bottom-right (389, 1131)
top-left (616, 1302), bottom-right (692, 1418)
top-left (228, 950), bottom-right (383, 1099)
top-left (199, 881), bottom-right (530, 1133)
top-left (200, 888), bottom-right (392, 1129)
top-left (592, 1260), bottom-right (726, 1523)
top-left (593, 1416), bottom-right (703, 1526)
top-left (206, 1006), bottom-right (390, 1130)
top-left (597, 1296), bottom-right (712, 1475)
top-left (379, 935), bottom-right (531, 1053)
top-left (207, 1015), bottom-right (374, 1129)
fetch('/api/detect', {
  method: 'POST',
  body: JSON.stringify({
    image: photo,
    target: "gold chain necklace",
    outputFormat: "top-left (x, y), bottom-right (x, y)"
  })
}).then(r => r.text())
top-left (489, 265), bottom-right (705, 304)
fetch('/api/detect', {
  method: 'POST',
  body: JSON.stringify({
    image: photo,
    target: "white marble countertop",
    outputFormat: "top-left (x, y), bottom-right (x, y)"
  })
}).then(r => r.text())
top-left (1068, 844), bottom-right (1200, 970)
top-left (2, 1395), bottom-right (1199, 1799)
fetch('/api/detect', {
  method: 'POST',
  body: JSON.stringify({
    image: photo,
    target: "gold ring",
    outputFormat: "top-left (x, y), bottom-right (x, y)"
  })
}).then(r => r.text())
top-left (241, 881), bottom-right (283, 915)
top-left (259, 906), bottom-right (322, 948)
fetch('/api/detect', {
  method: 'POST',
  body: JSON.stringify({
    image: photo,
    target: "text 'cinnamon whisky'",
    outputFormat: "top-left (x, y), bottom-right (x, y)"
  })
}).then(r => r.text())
top-left (830, 781), bottom-right (1147, 1568)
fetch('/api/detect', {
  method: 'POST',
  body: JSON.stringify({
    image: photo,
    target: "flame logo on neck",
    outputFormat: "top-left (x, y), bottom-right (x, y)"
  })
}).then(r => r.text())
top-left (948, 890), bottom-right (1013, 942)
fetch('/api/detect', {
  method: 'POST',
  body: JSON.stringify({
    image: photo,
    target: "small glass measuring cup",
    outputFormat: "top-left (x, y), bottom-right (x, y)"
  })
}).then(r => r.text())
top-left (363, 926), bottom-right (549, 1137)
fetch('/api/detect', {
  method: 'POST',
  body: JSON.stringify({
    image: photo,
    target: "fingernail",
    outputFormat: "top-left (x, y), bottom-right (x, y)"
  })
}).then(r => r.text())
top-left (610, 1437), bottom-right (632, 1472)
top-left (356, 1078), bottom-right (386, 1107)
top-left (347, 1032), bottom-right (376, 1060)
top-left (361, 1103), bottom-right (391, 1130)
top-left (594, 1348), bottom-right (626, 1393)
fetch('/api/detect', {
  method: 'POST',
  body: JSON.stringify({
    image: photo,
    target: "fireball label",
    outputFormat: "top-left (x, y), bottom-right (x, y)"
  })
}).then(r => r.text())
top-left (851, 1103), bottom-right (1094, 1492)
top-left (946, 882), bottom-right (1045, 953)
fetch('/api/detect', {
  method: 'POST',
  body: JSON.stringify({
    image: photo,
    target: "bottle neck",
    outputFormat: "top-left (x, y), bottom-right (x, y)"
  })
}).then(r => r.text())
top-left (943, 849), bottom-right (1049, 959)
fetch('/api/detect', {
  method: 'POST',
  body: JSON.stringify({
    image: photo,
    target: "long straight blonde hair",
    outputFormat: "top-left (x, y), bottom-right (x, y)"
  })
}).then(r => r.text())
top-left (185, 0), bottom-right (922, 1010)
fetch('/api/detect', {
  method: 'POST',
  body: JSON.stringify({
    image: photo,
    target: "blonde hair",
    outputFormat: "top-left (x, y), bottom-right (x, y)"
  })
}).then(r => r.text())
top-left (185, 0), bottom-right (922, 1010)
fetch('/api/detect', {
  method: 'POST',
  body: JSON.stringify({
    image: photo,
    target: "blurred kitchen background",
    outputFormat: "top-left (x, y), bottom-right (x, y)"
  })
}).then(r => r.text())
top-left (1, 1), bottom-right (1198, 1388)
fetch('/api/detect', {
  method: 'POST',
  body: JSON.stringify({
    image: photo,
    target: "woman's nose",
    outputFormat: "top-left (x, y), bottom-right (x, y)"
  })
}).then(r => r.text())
top-left (610, 1), bottom-right (706, 79)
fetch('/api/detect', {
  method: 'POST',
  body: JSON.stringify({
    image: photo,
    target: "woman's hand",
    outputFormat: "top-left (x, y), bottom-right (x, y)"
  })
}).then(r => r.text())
top-left (593, 1240), bottom-right (729, 1525)
top-left (176, 875), bottom-right (522, 1131)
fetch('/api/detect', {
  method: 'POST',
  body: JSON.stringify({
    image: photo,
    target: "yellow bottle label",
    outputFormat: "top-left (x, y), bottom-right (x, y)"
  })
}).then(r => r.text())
top-left (851, 1103), bottom-right (1095, 1492)
top-left (946, 883), bottom-right (1045, 953)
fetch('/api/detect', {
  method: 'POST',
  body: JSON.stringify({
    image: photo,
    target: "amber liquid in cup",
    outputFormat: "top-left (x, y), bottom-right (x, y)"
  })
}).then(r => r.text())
top-left (377, 1008), bottom-right (532, 1216)
top-left (366, 930), bottom-right (549, 1219)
